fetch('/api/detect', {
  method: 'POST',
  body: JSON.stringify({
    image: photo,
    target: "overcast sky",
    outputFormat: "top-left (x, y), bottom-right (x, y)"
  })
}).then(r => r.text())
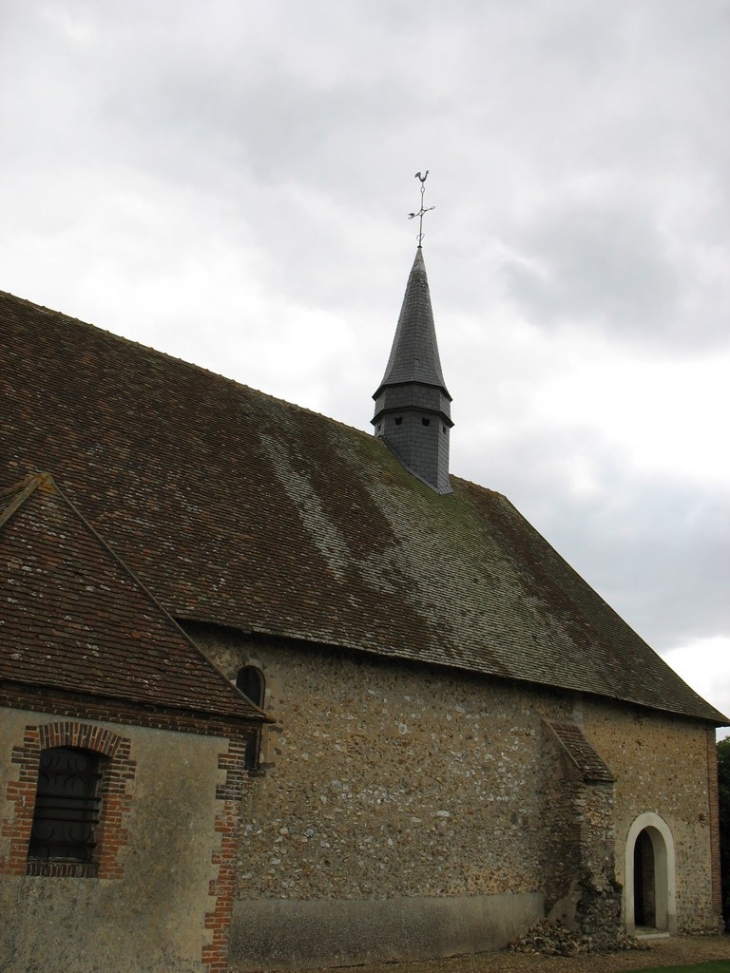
top-left (1, 0), bottom-right (728, 736)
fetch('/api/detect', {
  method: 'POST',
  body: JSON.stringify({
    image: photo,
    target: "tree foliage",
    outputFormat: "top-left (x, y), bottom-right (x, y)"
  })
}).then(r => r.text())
top-left (718, 737), bottom-right (730, 929)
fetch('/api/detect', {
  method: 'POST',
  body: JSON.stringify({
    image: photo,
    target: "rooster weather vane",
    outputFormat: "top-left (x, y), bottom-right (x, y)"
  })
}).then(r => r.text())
top-left (409, 170), bottom-right (435, 247)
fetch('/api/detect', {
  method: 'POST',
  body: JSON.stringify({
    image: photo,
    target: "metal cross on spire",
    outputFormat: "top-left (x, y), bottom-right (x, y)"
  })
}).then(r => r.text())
top-left (408, 170), bottom-right (435, 247)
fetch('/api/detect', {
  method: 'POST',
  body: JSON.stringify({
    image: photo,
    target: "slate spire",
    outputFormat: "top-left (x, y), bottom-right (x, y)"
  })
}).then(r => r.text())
top-left (372, 247), bottom-right (453, 493)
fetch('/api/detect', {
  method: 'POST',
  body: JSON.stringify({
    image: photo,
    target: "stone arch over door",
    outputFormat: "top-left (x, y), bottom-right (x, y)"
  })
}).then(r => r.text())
top-left (624, 812), bottom-right (677, 934)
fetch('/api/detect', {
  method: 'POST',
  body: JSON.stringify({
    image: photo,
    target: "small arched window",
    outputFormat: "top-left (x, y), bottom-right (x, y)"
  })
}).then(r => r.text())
top-left (236, 666), bottom-right (264, 708)
top-left (28, 747), bottom-right (104, 867)
top-left (236, 666), bottom-right (265, 771)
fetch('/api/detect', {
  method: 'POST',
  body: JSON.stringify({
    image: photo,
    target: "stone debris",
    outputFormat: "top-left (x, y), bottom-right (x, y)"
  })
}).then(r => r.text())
top-left (507, 919), bottom-right (650, 957)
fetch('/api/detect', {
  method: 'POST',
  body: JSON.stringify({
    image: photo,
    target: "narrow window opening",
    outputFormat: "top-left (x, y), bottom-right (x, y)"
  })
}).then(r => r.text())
top-left (236, 666), bottom-right (264, 707)
top-left (421, 417), bottom-right (430, 426)
top-left (28, 747), bottom-right (103, 869)
top-left (394, 417), bottom-right (403, 426)
top-left (236, 666), bottom-right (265, 771)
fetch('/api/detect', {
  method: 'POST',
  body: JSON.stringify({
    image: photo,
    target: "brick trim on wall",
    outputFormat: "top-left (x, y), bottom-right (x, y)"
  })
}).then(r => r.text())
top-left (0, 720), bottom-right (136, 879)
top-left (202, 737), bottom-right (250, 973)
top-left (706, 727), bottom-right (722, 921)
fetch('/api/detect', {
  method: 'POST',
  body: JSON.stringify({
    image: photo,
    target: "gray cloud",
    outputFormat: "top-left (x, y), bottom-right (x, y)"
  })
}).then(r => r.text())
top-left (500, 186), bottom-right (729, 350)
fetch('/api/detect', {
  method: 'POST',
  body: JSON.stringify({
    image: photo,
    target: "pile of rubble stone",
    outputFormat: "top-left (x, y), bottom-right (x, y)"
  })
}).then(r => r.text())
top-left (507, 919), bottom-right (650, 957)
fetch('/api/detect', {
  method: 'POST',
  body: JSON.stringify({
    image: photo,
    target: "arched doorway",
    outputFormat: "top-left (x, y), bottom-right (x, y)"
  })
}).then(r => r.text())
top-left (624, 813), bottom-right (677, 934)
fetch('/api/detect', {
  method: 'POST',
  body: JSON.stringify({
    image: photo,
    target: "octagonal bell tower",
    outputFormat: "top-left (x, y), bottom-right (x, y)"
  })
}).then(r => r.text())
top-left (372, 238), bottom-right (453, 494)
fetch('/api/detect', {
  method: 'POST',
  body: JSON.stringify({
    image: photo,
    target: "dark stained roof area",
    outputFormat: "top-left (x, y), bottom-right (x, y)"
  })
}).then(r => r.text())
top-left (1, 289), bottom-right (726, 725)
top-left (0, 473), bottom-right (267, 726)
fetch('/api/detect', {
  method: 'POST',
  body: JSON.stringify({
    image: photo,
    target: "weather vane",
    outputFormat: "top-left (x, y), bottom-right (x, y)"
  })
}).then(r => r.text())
top-left (409, 170), bottom-right (434, 247)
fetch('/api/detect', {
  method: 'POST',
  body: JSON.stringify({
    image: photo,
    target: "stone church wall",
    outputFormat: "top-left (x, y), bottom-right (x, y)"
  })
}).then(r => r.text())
top-left (583, 700), bottom-right (721, 933)
top-left (193, 629), bottom-right (566, 902)
top-left (191, 625), bottom-right (721, 967)
top-left (194, 627), bottom-right (558, 966)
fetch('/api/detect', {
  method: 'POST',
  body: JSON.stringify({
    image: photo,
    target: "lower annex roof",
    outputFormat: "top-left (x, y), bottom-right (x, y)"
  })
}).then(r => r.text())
top-left (0, 473), bottom-right (267, 727)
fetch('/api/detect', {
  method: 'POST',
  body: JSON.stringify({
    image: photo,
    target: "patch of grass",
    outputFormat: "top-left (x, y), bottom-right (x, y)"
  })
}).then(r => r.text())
top-left (629, 963), bottom-right (730, 973)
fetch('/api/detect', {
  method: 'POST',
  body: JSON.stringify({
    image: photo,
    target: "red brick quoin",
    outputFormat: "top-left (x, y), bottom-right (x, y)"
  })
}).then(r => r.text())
top-left (706, 727), bottom-right (723, 921)
top-left (203, 736), bottom-right (250, 973)
top-left (0, 721), bottom-right (136, 879)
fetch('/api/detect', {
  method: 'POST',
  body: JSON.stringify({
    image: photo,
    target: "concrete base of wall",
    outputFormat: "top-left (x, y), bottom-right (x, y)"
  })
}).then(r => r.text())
top-left (230, 892), bottom-right (545, 970)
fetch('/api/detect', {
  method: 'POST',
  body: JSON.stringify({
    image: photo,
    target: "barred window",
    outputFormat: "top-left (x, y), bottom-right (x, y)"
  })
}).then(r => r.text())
top-left (27, 747), bottom-right (103, 869)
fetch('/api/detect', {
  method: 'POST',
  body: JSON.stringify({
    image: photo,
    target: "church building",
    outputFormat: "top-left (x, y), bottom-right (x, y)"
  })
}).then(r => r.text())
top-left (0, 238), bottom-right (727, 973)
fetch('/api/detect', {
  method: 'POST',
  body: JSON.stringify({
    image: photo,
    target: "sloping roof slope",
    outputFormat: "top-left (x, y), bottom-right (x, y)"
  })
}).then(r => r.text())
top-left (546, 721), bottom-right (615, 784)
top-left (0, 472), bottom-right (266, 725)
top-left (1, 290), bottom-right (725, 725)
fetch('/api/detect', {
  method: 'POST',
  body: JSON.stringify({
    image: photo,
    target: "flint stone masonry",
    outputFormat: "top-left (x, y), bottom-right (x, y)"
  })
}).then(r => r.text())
top-left (191, 627), bottom-right (564, 903)
top-left (171, 629), bottom-right (670, 965)
top-left (585, 702), bottom-right (723, 934)
top-left (540, 720), bottom-right (620, 945)
top-left (188, 624), bottom-right (722, 966)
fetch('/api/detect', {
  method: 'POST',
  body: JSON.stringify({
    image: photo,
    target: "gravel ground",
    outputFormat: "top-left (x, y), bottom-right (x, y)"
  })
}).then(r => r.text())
top-left (313, 935), bottom-right (729, 973)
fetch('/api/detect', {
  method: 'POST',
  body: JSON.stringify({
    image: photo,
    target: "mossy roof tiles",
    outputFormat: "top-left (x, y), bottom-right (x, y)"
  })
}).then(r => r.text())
top-left (0, 472), bottom-right (266, 725)
top-left (1, 290), bottom-right (726, 725)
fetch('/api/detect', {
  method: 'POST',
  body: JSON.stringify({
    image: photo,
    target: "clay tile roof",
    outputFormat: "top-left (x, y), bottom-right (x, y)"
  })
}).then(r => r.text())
top-left (0, 472), bottom-right (267, 726)
top-left (546, 721), bottom-right (615, 784)
top-left (1, 289), bottom-right (727, 726)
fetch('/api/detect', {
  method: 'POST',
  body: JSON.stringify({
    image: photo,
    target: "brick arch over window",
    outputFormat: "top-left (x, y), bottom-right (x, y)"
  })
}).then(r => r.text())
top-left (0, 721), bottom-right (136, 879)
top-left (38, 721), bottom-right (127, 757)
top-left (623, 812), bottom-right (677, 935)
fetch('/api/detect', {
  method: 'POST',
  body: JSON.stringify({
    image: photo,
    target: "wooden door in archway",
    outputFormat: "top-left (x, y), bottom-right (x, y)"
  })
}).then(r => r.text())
top-left (633, 828), bottom-right (656, 927)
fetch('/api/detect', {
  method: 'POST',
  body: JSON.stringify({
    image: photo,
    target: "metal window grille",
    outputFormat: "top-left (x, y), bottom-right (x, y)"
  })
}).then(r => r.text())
top-left (27, 747), bottom-right (102, 864)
